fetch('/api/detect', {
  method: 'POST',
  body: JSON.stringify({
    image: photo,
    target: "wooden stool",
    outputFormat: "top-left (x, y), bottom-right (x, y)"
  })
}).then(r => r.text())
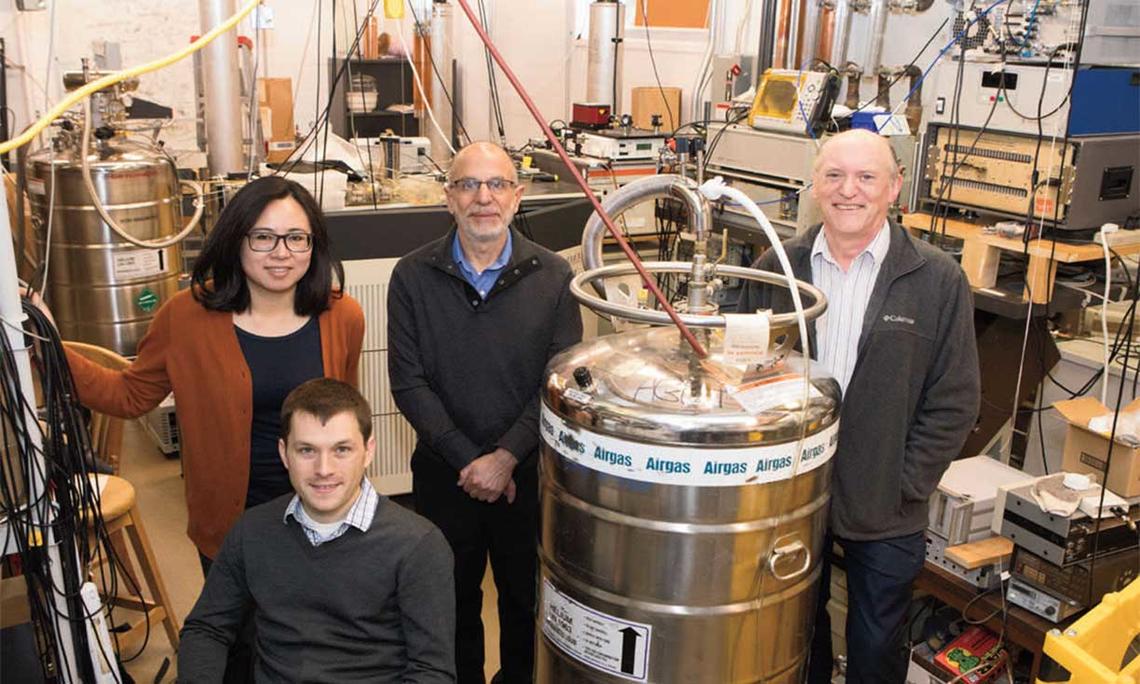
top-left (92, 474), bottom-right (181, 652)
top-left (64, 341), bottom-right (181, 652)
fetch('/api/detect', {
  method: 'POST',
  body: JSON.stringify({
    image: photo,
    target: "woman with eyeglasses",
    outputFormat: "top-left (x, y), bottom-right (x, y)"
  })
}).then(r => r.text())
top-left (41, 176), bottom-right (364, 573)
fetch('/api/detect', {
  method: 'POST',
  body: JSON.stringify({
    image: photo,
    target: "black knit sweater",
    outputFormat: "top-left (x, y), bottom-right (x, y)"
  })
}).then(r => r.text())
top-left (178, 494), bottom-right (456, 683)
top-left (387, 227), bottom-right (583, 472)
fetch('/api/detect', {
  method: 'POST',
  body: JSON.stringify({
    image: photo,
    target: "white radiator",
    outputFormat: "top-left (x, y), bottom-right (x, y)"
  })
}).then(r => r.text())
top-left (343, 258), bottom-right (415, 495)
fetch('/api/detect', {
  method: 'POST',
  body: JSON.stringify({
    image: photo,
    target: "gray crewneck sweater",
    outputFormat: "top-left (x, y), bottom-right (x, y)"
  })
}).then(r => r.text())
top-left (179, 494), bottom-right (456, 683)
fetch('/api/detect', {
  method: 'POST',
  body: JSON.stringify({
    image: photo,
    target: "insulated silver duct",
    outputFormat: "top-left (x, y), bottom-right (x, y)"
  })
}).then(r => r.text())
top-left (801, 0), bottom-right (824, 68)
top-left (198, 0), bottom-right (244, 176)
top-left (784, 0), bottom-right (803, 69)
top-left (586, 0), bottom-right (625, 110)
top-left (863, 0), bottom-right (890, 76)
top-left (828, 0), bottom-right (855, 69)
top-left (429, 1), bottom-right (454, 160)
top-left (581, 175), bottom-right (710, 307)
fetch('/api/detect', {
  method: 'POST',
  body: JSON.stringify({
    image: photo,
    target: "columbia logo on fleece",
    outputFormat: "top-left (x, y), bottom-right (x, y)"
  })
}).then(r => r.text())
top-left (883, 314), bottom-right (915, 325)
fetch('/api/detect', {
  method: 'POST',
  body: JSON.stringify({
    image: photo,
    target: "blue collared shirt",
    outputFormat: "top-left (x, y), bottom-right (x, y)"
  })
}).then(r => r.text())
top-left (452, 231), bottom-right (513, 300)
top-left (810, 221), bottom-right (890, 394)
top-left (283, 478), bottom-right (379, 547)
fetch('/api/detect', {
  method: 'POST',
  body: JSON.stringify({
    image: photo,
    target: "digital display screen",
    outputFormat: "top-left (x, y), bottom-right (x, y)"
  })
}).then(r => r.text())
top-left (981, 71), bottom-right (1018, 90)
top-left (755, 80), bottom-right (798, 121)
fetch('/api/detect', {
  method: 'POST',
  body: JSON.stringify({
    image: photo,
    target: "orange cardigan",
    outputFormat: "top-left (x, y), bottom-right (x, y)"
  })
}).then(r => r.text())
top-left (65, 289), bottom-right (365, 558)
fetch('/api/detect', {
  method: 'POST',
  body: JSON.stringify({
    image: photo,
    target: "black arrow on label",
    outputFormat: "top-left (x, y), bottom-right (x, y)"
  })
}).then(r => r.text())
top-left (619, 627), bottom-right (641, 674)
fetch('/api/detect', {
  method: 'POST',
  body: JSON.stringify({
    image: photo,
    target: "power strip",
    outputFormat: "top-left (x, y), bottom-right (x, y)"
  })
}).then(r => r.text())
top-left (80, 582), bottom-right (121, 684)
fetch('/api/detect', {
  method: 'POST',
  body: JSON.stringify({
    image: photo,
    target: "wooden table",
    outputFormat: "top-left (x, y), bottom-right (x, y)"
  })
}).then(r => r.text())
top-left (902, 213), bottom-right (1140, 305)
top-left (915, 562), bottom-right (1073, 681)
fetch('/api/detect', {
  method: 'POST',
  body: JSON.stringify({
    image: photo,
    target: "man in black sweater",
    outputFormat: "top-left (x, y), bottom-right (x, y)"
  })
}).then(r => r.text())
top-left (179, 378), bottom-right (456, 683)
top-left (388, 142), bottom-right (583, 683)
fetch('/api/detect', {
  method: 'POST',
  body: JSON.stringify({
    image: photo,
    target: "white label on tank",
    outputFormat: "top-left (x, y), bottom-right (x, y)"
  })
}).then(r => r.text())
top-left (723, 312), bottom-right (770, 365)
top-left (27, 178), bottom-right (46, 196)
top-left (113, 249), bottom-right (169, 279)
top-left (727, 374), bottom-right (823, 415)
top-left (541, 577), bottom-right (651, 681)
top-left (540, 404), bottom-right (837, 486)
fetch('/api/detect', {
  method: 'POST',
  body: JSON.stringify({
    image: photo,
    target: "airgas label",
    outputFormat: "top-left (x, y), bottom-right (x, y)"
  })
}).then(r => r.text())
top-left (541, 578), bottom-right (651, 681)
top-left (540, 404), bottom-right (838, 486)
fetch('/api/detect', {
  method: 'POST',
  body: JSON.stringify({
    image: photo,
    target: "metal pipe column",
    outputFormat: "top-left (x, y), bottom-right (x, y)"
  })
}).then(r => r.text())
top-left (801, 0), bottom-right (823, 69)
top-left (828, 0), bottom-right (855, 69)
top-left (863, 0), bottom-right (890, 77)
top-left (757, 0), bottom-right (780, 75)
top-left (198, 0), bottom-right (245, 176)
top-left (586, 0), bottom-right (624, 111)
top-left (429, 1), bottom-right (454, 160)
top-left (785, 0), bottom-right (802, 69)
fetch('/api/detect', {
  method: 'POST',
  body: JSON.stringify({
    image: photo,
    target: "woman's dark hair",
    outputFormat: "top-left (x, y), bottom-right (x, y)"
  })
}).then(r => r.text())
top-left (191, 176), bottom-right (344, 315)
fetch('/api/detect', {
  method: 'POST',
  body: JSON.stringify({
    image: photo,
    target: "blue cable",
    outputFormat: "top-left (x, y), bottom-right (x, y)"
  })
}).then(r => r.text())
top-left (1016, 0), bottom-right (1042, 56)
top-left (875, 0), bottom-right (1014, 133)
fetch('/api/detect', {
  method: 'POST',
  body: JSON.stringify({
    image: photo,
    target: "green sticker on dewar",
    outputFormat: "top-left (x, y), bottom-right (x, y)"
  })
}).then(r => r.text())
top-left (137, 288), bottom-right (159, 312)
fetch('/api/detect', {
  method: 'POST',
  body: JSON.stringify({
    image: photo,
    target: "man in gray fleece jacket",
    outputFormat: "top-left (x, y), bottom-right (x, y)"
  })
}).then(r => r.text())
top-left (179, 379), bottom-right (455, 682)
top-left (737, 130), bottom-right (980, 683)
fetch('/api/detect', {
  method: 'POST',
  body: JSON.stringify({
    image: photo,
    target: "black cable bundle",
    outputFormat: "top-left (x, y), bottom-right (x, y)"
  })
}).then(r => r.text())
top-left (1, 301), bottom-right (147, 682)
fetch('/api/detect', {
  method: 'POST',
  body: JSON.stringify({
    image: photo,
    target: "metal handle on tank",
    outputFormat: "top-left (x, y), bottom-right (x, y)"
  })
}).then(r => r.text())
top-left (569, 261), bottom-right (828, 328)
top-left (768, 539), bottom-right (812, 581)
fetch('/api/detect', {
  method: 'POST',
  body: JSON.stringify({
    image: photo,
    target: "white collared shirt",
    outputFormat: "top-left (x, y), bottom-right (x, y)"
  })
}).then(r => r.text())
top-left (283, 478), bottom-right (379, 547)
top-left (810, 221), bottom-right (891, 393)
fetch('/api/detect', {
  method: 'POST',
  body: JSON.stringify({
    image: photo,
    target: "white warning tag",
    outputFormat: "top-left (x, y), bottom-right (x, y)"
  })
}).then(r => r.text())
top-left (113, 249), bottom-right (169, 279)
top-left (727, 373), bottom-right (823, 415)
top-left (723, 312), bottom-right (771, 365)
top-left (541, 578), bottom-right (651, 681)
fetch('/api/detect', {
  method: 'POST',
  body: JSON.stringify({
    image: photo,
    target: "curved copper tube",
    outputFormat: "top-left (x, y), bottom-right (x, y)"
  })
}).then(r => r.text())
top-left (876, 72), bottom-right (892, 109)
top-left (774, 0), bottom-right (793, 69)
top-left (904, 64), bottom-right (924, 133)
top-left (844, 65), bottom-right (862, 110)
top-left (817, 4), bottom-right (835, 66)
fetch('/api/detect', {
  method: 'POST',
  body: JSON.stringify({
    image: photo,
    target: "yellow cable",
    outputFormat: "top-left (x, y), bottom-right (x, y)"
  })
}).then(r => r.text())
top-left (0, 0), bottom-right (262, 155)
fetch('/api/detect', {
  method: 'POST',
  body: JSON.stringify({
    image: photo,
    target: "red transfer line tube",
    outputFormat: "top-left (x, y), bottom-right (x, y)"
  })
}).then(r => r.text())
top-left (451, 0), bottom-right (709, 359)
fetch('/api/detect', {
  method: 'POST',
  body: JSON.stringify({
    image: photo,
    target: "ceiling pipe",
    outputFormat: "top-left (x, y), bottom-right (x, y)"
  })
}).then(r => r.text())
top-left (198, 0), bottom-right (244, 176)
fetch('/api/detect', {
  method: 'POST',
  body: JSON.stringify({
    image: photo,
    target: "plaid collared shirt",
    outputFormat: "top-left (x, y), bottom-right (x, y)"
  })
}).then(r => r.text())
top-left (283, 479), bottom-right (379, 547)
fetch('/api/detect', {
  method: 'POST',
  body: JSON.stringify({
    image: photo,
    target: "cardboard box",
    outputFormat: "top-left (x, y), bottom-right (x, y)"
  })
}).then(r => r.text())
top-left (1054, 396), bottom-right (1140, 497)
top-left (631, 86), bottom-right (681, 131)
top-left (257, 77), bottom-right (295, 163)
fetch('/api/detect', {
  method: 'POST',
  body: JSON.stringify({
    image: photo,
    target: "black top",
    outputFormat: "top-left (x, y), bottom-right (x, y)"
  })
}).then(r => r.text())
top-left (178, 494), bottom-right (456, 682)
top-left (235, 317), bottom-right (323, 507)
top-left (387, 227), bottom-right (583, 473)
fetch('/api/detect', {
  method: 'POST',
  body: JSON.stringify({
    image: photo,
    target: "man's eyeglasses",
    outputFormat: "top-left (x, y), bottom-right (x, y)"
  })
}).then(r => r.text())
top-left (447, 177), bottom-right (518, 196)
top-left (246, 230), bottom-right (313, 253)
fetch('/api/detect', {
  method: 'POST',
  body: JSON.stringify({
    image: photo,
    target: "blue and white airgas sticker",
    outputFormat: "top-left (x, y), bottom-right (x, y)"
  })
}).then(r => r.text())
top-left (540, 404), bottom-right (838, 486)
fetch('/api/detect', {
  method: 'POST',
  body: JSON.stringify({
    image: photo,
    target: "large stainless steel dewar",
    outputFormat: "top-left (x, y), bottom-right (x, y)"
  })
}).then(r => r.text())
top-left (27, 72), bottom-right (185, 356)
top-left (536, 175), bottom-right (839, 683)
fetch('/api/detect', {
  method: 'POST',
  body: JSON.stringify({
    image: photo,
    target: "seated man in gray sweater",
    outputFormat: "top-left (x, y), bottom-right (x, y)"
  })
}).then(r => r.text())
top-left (179, 378), bottom-right (456, 683)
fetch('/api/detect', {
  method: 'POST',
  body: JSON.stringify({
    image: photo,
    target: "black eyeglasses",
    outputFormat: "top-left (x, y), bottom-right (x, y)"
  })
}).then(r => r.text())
top-left (246, 230), bottom-right (313, 253)
top-left (447, 177), bottom-right (518, 196)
